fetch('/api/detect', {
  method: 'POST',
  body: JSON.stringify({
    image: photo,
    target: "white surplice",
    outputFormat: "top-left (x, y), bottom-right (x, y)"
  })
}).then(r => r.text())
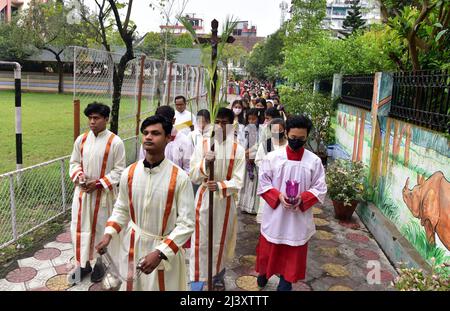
top-left (189, 136), bottom-right (245, 282)
top-left (104, 158), bottom-right (195, 291)
top-left (174, 109), bottom-right (197, 136)
top-left (69, 129), bottom-right (126, 267)
top-left (257, 147), bottom-right (327, 245)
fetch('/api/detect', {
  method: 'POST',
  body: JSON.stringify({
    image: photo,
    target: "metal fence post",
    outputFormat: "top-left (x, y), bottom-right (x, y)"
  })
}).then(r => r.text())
top-left (8, 175), bottom-right (18, 242)
top-left (60, 159), bottom-right (67, 213)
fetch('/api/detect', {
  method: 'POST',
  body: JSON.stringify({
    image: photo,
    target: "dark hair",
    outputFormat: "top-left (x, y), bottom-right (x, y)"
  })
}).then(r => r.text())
top-left (245, 108), bottom-right (264, 125)
top-left (255, 98), bottom-right (267, 109)
top-left (265, 107), bottom-right (281, 119)
top-left (197, 109), bottom-right (211, 123)
top-left (215, 107), bottom-right (234, 124)
top-left (155, 105), bottom-right (175, 121)
top-left (246, 108), bottom-right (260, 122)
top-left (140, 115), bottom-right (173, 136)
top-left (270, 118), bottom-right (286, 130)
top-left (84, 102), bottom-right (110, 118)
top-left (286, 115), bottom-right (313, 135)
top-left (231, 100), bottom-right (245, 124)
top-left (174, 95), bottom-right (186, 103)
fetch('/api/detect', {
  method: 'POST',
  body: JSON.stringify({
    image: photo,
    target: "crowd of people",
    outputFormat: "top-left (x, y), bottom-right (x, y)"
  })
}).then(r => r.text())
top-left (67, 81), bottom-right (327, 292)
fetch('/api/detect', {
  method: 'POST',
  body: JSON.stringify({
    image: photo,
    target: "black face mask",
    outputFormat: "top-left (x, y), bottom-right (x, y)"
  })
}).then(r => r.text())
top-left (288, 138), bottom-right (306, 150)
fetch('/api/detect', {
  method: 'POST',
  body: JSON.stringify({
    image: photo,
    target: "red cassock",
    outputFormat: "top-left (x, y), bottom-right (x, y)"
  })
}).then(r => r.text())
top-left (255, 147), bottom-right (319, 283)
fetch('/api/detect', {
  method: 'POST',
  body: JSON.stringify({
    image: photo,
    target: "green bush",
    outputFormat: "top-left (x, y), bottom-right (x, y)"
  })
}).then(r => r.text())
top-left (279, 86), bottom-right (335, 154)
top-left (393, 259), bottom-right (449, 291)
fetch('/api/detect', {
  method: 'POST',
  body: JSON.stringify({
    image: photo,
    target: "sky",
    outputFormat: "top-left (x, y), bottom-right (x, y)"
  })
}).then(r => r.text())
top-left (87, 0), bottom-right (288, 38)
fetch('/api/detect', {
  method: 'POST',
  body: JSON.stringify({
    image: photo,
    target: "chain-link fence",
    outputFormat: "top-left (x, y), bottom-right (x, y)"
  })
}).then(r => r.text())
top-left (0, 156), bottom-right (73, 249)
top-left (72, 46), bottom-right (217, 141)
top-left (0, 46), bottom-right (228, 251)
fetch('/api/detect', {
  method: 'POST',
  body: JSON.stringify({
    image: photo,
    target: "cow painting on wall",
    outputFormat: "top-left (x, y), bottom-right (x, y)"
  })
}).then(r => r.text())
top-left (402, 171), bottom-right (450, 250)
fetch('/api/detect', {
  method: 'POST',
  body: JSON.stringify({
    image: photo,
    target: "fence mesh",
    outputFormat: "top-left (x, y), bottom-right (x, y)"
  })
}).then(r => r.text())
top-left (72, 46), bottom-right (213, 140)
top-left (0, 157), bottom-right (74, 249)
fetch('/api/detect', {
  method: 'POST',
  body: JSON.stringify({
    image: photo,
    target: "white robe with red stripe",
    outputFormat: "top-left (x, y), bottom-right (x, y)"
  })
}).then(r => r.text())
top-left (189, 136), bottom-right (245, 282)
top-left (69, 129), bottom-right (126, 268)
top-left (104, 159), bottom-right (195, 291)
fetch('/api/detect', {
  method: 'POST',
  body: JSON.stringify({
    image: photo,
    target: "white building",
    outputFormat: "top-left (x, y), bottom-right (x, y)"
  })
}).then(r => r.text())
top-left (323, 0), bottom-right (381, 35)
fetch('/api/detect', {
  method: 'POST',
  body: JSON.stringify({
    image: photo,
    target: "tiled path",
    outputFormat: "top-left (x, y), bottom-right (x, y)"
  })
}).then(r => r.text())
top-left (0, 196), bottom-right (397, 291)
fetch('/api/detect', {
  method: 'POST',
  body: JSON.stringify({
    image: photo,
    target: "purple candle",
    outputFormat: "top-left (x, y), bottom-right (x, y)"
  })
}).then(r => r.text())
top-left (286, 180), bottom-right (300, 204)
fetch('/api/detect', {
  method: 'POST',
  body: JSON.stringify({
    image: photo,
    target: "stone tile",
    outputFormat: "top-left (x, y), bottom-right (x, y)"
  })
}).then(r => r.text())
top-left (346, 233), bottom-right (370, 244)
top-left (338, 220), bottom-right (361, 230)
top-left (321, 263), bottom-right (350, 277)
top-left (6, 267), bottom-right (38, 283)
top-left (46, 275), bottom-right (71, 291)
top-left (0, 279), bottom-right (27, 291)
top-left (292, 281), bottom-right (312, 291)
top-left (17, 256), bottom-right (53, 270)
top-left (354, 248), bottom-right (380, 261)
top-left (56, 232), bottom-right (72, 243)
top-left (44, 241), bottom-right (72, 251)
top-left (25, 267), bottom-right (57, 290)
top-left (311, 276), bottom-right (357, 292)
top-left (34, 248), bottom-right (61, 261)
top-left (328, 285), bottom-right (353, 291)
top-left (51, 249), bottom-right (74, 266)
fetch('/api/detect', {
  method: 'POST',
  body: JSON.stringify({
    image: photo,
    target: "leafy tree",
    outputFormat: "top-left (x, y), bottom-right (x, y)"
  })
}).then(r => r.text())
top-left (173, 33), bottom-right (194, 48)
top-left (79, 0), bottom-right (138, 134)
top-left (381, 0), bottom-right (449, 70)
top-left (22, 0), bottom-right (91, 93)
top-left (245, 27), bottom-right (286, 82)
top-left (343, 0), bottom-right (366, 34)
top-left (286, 0), bottom-right (327, 47)
top-left (0, 17), bottom-right (35, 61)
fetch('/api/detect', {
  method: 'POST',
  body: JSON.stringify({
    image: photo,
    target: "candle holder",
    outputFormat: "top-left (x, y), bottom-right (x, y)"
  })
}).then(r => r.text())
top-left (285, 180), bottom-right (300, 205)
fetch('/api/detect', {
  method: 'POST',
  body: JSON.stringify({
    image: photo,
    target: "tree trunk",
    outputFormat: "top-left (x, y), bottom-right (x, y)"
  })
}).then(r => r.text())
top-left (56, 56), bottom-right (64, 94)
top-left (408, 33), bottom-right (421, 71)
top-left (110, 48), bottom-right (134, 134)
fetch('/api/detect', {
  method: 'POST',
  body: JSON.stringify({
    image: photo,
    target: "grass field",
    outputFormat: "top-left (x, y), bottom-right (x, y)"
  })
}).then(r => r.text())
top-left (0, 91), bottom-right (153, 174)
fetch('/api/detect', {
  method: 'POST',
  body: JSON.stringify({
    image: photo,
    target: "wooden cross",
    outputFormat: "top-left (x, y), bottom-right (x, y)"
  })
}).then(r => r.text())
top-left (197, 19), bottom-right (234, 291)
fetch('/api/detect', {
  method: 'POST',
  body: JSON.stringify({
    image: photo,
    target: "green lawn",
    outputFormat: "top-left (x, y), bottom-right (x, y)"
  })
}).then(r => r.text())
top-left (0, 91), bottom-right (147, 174)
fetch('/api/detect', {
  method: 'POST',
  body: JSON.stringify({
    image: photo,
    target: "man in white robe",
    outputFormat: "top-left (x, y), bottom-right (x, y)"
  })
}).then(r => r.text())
top-left (68, 102), bottom-right (126, 284)
top-left (187, 109), bottom-right (211, 150)
top-left (139, 105), bottom-right (193, 173)
top-left (174, 95), bottom-right (197, 136)
top-left (96, 115), bottom-right (195, 291)
top-left (189, 108), bottom-right (245, 290)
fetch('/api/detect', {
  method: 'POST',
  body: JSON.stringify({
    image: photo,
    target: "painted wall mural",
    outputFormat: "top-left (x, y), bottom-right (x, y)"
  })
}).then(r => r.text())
top-left (335, 103), bottom-right (450, 265)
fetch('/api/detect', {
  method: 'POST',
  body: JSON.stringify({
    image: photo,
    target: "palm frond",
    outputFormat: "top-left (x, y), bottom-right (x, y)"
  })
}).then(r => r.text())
top-left (178, 15), bottom-right (238, 125)
top-left (177, 15), bottom-right (200, 44)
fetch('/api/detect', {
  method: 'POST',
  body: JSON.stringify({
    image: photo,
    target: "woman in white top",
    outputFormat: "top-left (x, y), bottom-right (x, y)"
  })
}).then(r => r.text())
top-left (231, 99), bottom-right (246, 147)
top-left (255, 118), bottom-right (288, 223)
top-left (238, 108), bottom-right (263, 214)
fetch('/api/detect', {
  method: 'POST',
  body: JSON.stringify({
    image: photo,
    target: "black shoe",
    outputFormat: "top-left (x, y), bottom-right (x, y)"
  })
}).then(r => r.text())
top-left (257, 274), bottom-right (268, 289)
top-left (90, 261), bottom-right (106, 283)
top-left (276, 275), bottom-right (292, 291)
top-left (68, 262), bottom-right (92, 285)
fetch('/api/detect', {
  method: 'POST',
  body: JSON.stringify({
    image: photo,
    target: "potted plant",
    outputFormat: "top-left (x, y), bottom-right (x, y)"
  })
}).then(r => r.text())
top-left (326, 159), bottom-right (365, 221)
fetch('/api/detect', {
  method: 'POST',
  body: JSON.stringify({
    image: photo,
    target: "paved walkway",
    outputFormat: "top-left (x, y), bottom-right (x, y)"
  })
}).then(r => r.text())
top-left (0, 196), bottom-right (397, 291)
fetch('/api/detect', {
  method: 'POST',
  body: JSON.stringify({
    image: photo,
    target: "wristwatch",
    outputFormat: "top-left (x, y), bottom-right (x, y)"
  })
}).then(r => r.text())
top-left (158, 251), bottom-right (168, 260)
